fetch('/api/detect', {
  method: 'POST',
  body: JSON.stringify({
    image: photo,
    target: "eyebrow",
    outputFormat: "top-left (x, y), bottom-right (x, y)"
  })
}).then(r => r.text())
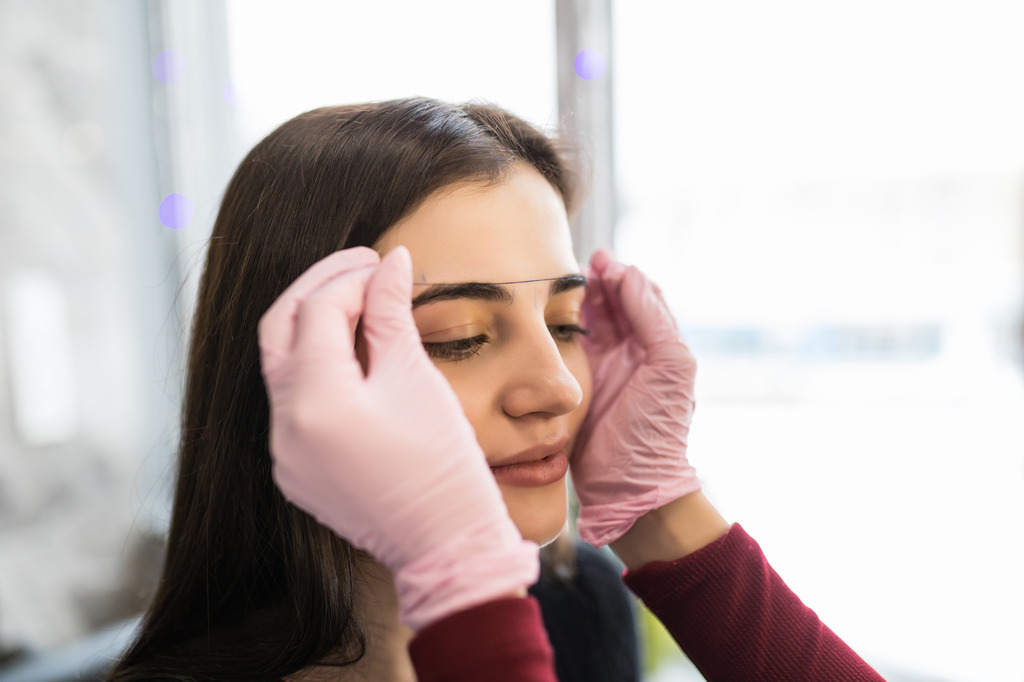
top-left (411, 274), bottom-right (586, 310)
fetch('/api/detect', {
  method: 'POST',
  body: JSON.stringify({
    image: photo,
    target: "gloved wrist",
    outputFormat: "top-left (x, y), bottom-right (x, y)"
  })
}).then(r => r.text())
top-left (395, 514), bottom-right (540, 631)
top-left (576, 467), bottom-right (702, 548)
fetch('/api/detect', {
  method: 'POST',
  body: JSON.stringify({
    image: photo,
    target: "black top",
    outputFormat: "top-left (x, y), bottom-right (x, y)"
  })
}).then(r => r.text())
top-left (528, 540), bottom-right (641, 682)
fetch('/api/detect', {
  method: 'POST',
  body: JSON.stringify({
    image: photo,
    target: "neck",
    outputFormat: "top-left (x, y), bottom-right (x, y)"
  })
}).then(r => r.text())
top-left (352, 555), bottom-right (417, 680)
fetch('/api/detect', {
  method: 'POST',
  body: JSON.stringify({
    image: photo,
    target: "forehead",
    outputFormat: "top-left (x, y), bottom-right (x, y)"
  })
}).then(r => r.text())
top-left (374, 163), bottom-right (578, 283)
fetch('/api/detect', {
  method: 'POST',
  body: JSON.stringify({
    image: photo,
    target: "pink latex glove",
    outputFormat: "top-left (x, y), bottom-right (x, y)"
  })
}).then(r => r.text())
top-left (570, 248), bottom-right (702, 548)
top-left (258, 246), bottom-right (539, 632)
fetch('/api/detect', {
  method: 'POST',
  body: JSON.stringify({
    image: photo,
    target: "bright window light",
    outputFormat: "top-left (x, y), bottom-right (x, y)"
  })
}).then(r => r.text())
top-left (613, 2), bottom-right (1024, 681)
top-left (225, 0), bottom-right (558, 152)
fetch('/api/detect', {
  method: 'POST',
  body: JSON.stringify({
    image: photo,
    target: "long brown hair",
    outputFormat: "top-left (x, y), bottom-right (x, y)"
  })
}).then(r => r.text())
top-left (107, 97), bottom-right (582, 681)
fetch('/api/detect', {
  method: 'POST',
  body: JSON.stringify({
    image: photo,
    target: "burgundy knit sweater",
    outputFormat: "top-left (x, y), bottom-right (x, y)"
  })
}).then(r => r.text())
top-left (408, 523), bottom-right (885, 681)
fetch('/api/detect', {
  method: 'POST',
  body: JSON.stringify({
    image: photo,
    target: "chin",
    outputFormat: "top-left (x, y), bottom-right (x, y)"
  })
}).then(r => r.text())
top-left (499, 478), bottom-right (569, 546)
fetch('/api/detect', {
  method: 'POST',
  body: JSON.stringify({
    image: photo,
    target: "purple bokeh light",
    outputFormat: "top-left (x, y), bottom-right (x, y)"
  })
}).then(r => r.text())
top-left (574, 49), bottom-right (607, 80)
top-left (160, 193), bottom-right (194, 230)
top-left (152, 49), bottom-right (185, 84)
top-left (222, 80), bottom-right (239, 108)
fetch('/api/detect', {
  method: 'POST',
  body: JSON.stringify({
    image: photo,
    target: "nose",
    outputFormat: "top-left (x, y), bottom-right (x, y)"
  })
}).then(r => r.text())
top-left (500, 323), bottom-right (584, 419)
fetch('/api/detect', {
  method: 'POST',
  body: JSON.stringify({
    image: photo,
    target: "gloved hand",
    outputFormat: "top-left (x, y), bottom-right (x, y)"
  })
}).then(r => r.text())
top-left (570, 248), bottom-right (702, 548)
top-left (258, 245), bottom-right (539, 631)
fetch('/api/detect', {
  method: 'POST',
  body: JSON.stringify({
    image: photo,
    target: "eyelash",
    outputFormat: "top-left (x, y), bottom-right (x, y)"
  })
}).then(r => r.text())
top-left (422, 324), bottom-right (591, 362)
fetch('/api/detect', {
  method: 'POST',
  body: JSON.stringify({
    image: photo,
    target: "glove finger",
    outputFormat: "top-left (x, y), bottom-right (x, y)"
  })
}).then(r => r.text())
top-left (258, 247), bottom-right (380, 376)
top-left (588, 247), bottom-right (616, 275)
top-left (582, 249), bottom-right (633, 344)
top-left (361, 246), bottom-right (426, 377)
top-left (619, 265), bottom-right (681, 350)
top-left (591, 257), bottom-right (634, 341)
top-left (581, 267), bottom-right (618, 344)
top-left (288, 264), bottom-right (378, 387)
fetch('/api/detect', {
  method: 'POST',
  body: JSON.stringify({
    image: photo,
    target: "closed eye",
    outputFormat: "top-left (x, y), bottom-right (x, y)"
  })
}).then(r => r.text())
top-left (549, 324), bottom-right (590, 343)
top-left (422, 325), bottom-right (590, 363)
top-left (422, 334), bottom-right (488, 362)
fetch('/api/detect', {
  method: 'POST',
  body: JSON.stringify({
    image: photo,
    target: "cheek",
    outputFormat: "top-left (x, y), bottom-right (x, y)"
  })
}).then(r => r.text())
top-left (431, 361), bottom-right (489, 437)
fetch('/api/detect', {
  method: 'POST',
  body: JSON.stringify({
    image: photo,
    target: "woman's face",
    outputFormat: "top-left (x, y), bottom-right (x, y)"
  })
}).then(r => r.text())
top-left (374, 162), bottom-right (592, 546)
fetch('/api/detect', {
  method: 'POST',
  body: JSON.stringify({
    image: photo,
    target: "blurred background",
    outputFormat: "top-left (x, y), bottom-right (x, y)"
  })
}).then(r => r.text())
top-left (1, 0), bottom-right (1022, 680)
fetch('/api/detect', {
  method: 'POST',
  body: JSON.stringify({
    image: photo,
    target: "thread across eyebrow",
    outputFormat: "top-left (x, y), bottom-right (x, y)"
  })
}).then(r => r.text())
top-left (411, 274), bottom-right (586, 309)
top-left (412, 276), bottom-right (584, 286)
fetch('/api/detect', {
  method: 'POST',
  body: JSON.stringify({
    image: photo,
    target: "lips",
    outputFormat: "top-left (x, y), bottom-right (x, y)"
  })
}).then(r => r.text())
top-left (489, 451), bottom-right (569, 487)
top-left (489, 435), bottom-right (570, 468)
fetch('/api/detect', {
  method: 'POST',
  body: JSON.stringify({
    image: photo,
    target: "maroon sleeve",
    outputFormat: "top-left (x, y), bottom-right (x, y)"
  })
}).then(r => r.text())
top-left (408, 595), bottom-right (559, 682)
top-left (621, 523), bottom-right (885, 681)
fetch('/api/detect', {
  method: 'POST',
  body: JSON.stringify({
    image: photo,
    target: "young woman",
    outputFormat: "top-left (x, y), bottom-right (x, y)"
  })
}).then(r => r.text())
top-left (106, 97), bottom-right (884, 681)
